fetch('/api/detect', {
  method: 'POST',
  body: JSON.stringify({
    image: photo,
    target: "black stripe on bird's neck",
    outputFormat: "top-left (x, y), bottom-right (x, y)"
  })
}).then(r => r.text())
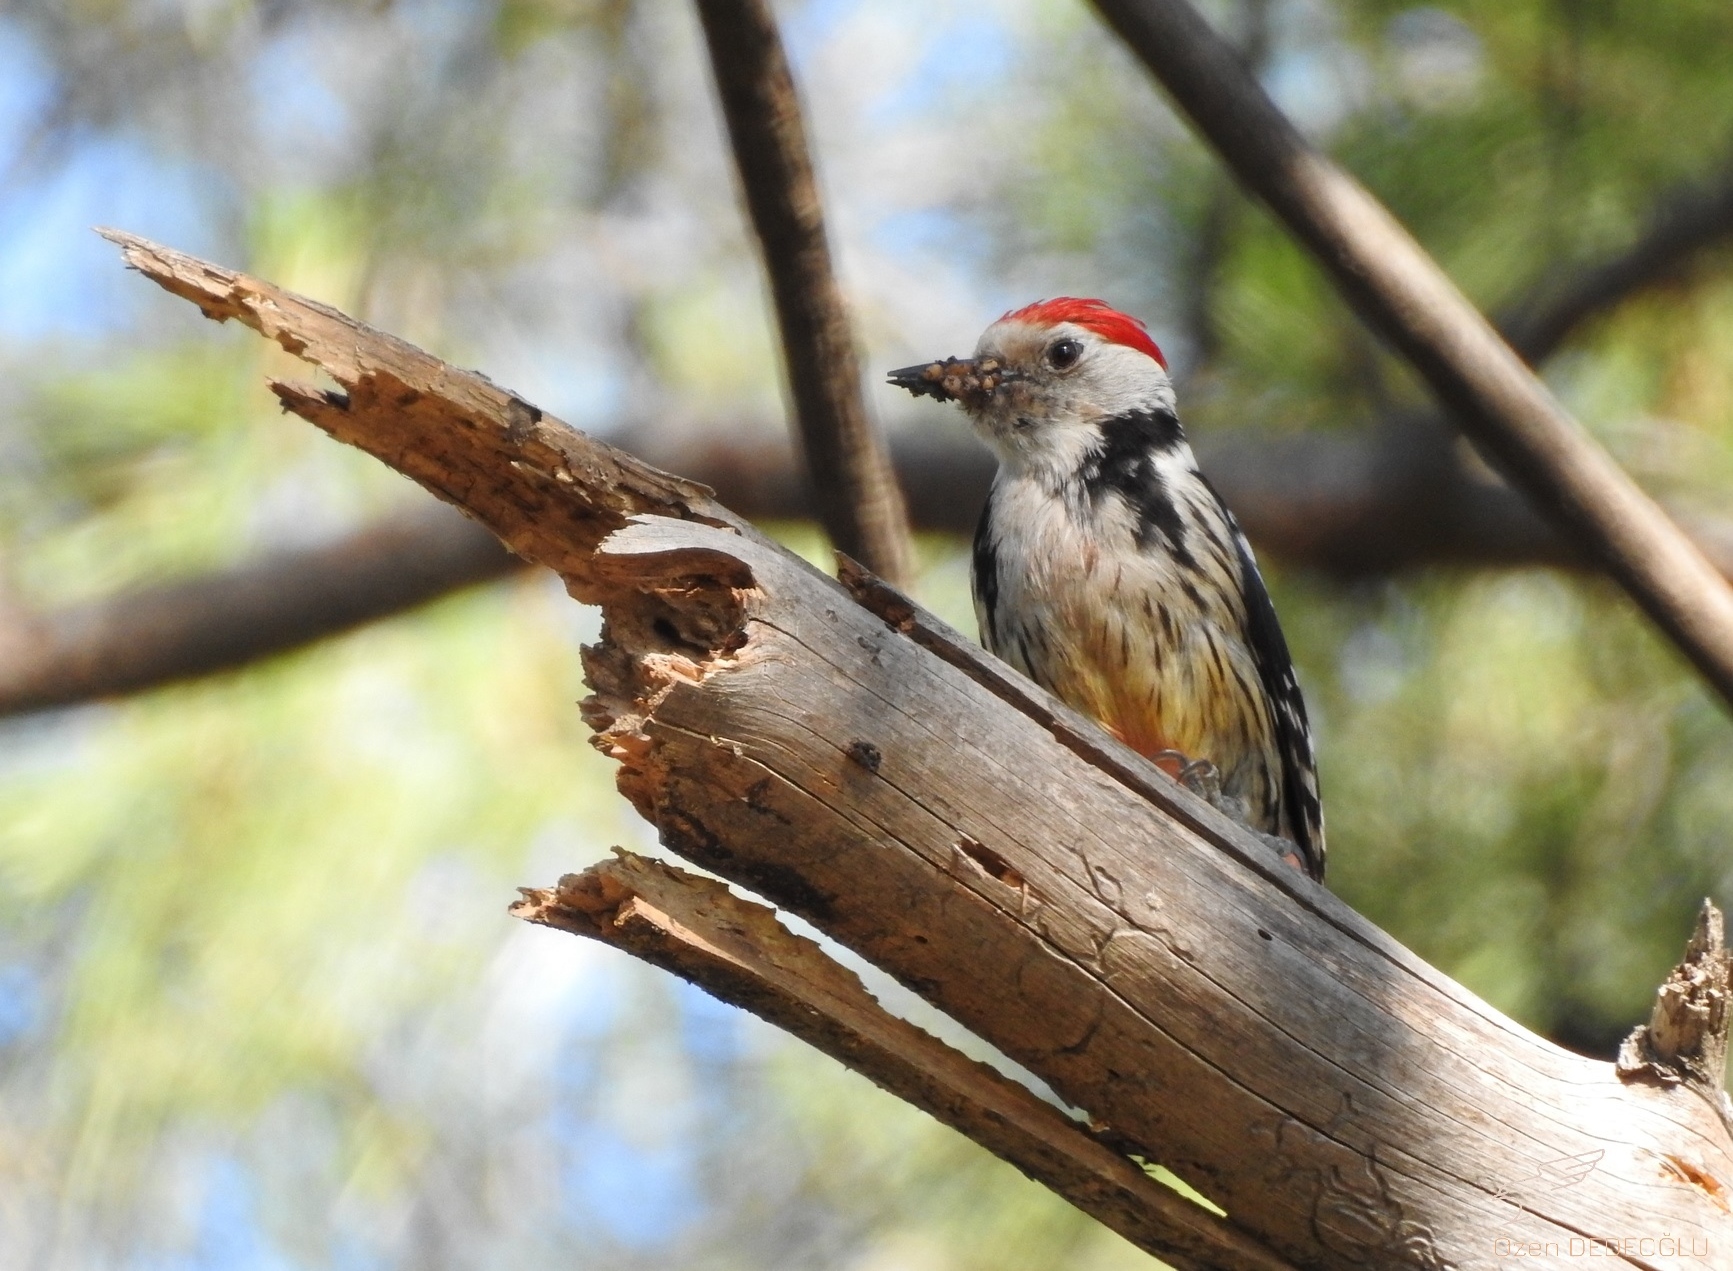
top-left (1077, 407), bottom-right (1194, 563)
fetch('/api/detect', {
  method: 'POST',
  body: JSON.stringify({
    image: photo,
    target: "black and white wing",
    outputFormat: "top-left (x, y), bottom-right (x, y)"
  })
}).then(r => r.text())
top-left (1228, 523), bottom-right (1325, 880)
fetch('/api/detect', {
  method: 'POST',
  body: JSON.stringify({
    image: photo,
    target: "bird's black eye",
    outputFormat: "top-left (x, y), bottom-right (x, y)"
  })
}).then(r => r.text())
top-left (1047, 338), bottom-right (1083, 370)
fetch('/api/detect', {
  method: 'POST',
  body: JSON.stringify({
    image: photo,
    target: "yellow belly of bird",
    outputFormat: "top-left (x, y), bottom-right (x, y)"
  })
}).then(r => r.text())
top-left (1017, 589), bottom-right (1282, 831)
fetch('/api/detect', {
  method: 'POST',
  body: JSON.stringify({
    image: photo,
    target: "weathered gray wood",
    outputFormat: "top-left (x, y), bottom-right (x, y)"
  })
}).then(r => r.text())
top-left (1619, 901), bottom-right (1733, 1138)
top-left (105, 232), bottom-right (1733, 1270)
top-left (589, 515), bottom-right (1730, 1268)
top-left (514, 850), bottom-right (1294, 1271)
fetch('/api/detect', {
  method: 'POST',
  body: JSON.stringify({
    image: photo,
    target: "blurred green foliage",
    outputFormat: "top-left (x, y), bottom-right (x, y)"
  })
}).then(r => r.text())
top-left (1, 0), bottom-right (1731, 1265)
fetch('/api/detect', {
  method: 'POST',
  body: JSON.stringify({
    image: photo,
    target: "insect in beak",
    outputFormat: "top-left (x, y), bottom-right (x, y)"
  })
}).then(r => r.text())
top-left (887, 357), bottom-right (1016, 405)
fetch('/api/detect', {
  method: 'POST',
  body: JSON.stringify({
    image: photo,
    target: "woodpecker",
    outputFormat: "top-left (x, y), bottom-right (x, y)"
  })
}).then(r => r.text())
top-left (888, 298), bottom-right (1324, 880)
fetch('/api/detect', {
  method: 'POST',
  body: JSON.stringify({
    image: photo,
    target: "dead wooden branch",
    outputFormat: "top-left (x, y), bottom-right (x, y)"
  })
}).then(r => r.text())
top-left (92, 230), bottom-right (761, 594)
top-left (513, 849), bottom-right (1293, 1271)
top-left (593, 514), bottom-right (1732, 1265)
top-left (1092, 0), bottom-right (1733, 714)
top-left (693, 0), bottom-right (914, 585)
top-left (103, 232), bottom-right (1733, 1267)
top-left (1619, 901), bottom-right (1733, 1131)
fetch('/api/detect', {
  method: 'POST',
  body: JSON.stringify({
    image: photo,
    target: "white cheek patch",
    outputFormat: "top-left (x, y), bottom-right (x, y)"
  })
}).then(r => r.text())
top-left (962, 326), bottom-right (1176, 488)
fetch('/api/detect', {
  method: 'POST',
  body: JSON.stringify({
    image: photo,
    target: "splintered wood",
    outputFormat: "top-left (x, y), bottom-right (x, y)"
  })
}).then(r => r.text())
top-left (513, 851), bottom-right (1287, 1271)
top-left (108, 230), bottom-right (1733, 1271)
top-left (1620, 901), bottom-right (1733, 1127)
top-left (579, 514), bottom-right (1731, 1269)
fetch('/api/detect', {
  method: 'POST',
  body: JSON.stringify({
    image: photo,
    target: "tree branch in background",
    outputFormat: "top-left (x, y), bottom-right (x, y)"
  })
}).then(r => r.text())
top-left (1502, 155), bottom-right (1733, 363)
top-left (9, 414), bottom-right (1733, 720)
top-left (514, 851), bottom-right (1292, 1271)
top-left (1252, 142), bottom-right (1733, 575)
top-left (692, 0), bottom-right (914, 585)
top-left (0, 503), bottom-right (515, 715)
top-left (1180, 0), bottom-right (1274, 366)
top-left (4, 148), bottom-right (1733, 720)
top-left (1093, 0), bottom-right (1733, 713)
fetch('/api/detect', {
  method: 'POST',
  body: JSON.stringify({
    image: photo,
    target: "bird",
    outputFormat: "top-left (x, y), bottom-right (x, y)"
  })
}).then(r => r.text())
top-left (887, 297), bottom-right (1324, 880)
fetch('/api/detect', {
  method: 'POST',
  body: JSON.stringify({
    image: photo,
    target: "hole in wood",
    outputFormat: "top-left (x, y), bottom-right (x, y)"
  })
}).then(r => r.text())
top-left (955, 834), bottom-right (1026, 890)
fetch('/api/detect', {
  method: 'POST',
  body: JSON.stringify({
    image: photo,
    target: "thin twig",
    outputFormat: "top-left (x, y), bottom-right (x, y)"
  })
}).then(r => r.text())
top-left (1093, 0), bottom-right (1733, 713)
top-left (692, 0), bottom-right (914, 584)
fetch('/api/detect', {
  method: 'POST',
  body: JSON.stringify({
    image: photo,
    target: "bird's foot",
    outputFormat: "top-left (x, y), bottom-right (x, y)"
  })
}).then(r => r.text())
top-left (1255, 831), bottom-right (1311, 878)
top-left (1154, 749), bottom-right (1303, 874)
top-left (1151, 750), bottom-right (1243, 818)
top-left (1150, 748), bottom-right (1191, 780)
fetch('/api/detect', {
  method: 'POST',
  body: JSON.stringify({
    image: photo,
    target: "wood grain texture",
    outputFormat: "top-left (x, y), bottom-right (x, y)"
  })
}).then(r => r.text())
top-left (589, 516), bottom-right (1732, 1269)
top-left (106, 232), bottom-right (1733, 1269)
top-left (514, 850), bottom-right (1294, 1271)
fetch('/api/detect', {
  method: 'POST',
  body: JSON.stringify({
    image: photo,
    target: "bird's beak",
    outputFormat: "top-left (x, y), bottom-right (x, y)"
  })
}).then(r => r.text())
top-left (886, 356), bottom-right (1014, 406)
